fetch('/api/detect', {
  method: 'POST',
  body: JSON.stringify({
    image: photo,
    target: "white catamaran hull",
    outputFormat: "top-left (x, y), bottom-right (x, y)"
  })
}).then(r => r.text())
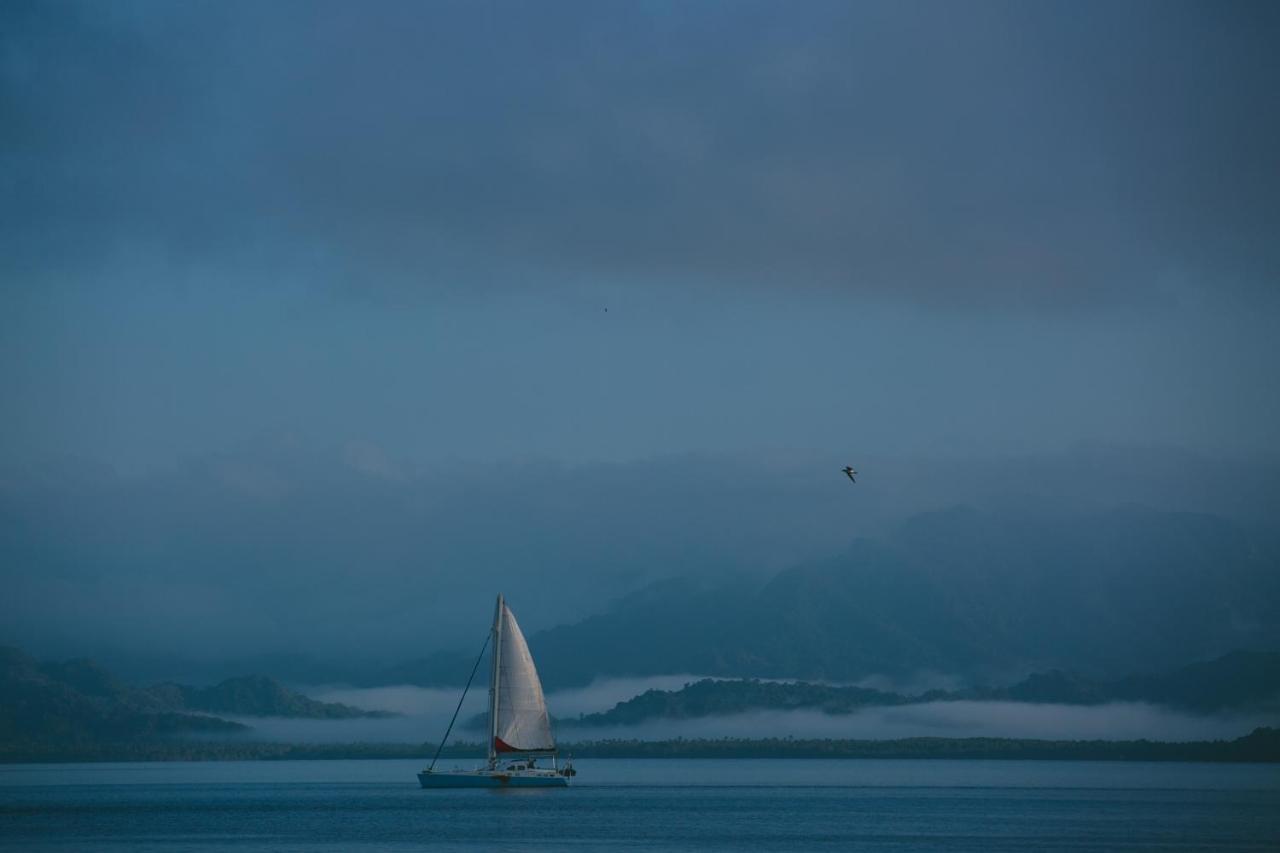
top-left (417, 769), bottom-right (569, 788)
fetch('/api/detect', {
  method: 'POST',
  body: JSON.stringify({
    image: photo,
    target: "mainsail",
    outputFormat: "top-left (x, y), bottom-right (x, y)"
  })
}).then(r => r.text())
top-left (489, 596), bottom-right (555, 756)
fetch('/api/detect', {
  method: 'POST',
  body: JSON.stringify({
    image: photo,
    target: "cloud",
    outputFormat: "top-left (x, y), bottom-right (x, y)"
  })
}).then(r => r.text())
top-left (560, 701), bottom-right (1279, 744)
top-left (243, 676), bottom-right (718, 743)
top-left (3, 442), bottom-right (1277, 672)
top-left (3, 1), bottom-right (1278, 307)
top-left (211, 686), bottom-right (1280, 744)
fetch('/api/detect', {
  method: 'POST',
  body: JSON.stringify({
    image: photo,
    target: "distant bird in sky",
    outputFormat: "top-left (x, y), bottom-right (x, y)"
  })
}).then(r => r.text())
top-left (841, 466), bottom-right (857, 483)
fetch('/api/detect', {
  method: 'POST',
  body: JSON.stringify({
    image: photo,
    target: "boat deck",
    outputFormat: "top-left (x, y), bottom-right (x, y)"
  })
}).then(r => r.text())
top-left (418, 768), bottom-right (569, 788)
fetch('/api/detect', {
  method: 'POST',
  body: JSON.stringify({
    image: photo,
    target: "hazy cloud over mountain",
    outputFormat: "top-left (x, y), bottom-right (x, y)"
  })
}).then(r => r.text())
top-left (3, 443), bottom-right (1276, 676)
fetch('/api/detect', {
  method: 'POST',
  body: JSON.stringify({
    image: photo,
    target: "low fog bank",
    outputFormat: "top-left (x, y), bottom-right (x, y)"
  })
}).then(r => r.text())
top-left (218, 677), bottom-right (1280, 746)
top-left (257, 675), bottom-right (714, 744)
top-left (560, 702), bottom-right (1278, 744)
top-left (234, 684), bottom-right (487, 744)
top-left (309, 673), bottom-right (964, 727)
top-left (216, 699), bottom-right (1277, 746)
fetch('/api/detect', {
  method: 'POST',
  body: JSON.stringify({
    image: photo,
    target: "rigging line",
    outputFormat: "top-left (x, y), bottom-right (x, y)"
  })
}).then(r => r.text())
top-left (428, 631), bottom-right (491, 772)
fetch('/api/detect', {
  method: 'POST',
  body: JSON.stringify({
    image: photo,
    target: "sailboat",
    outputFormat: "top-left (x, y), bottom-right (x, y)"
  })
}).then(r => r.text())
top-left (418, 594), bottom-right (575, 788)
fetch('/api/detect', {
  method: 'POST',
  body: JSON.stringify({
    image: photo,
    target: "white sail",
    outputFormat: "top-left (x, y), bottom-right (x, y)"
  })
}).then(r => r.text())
top-left (492, 600), bottom-right (555, 754)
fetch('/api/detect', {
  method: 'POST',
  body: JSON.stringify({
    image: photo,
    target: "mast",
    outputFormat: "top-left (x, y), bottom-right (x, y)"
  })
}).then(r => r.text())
top-left (487, 593), bottom-right (504, 768)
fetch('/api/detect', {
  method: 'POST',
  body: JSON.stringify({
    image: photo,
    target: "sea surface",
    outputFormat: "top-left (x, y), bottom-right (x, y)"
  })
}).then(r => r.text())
top-left (3, 758), bottom-right (1279, 851)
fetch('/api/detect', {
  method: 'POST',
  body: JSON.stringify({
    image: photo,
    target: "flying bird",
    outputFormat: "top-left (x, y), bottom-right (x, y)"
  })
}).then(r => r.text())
top-left (842, 466), bottom-right (857, 483)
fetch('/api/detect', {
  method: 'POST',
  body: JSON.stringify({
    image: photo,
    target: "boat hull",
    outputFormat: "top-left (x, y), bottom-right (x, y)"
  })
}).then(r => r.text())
top-left (418, 770), bottom-right (569, 788)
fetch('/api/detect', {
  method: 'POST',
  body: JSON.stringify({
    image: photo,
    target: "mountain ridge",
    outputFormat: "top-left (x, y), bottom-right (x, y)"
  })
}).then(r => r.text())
top-left (0, 646), bottom-right (389, 748)
top-left (380, 506), bottom-right (1280, 688)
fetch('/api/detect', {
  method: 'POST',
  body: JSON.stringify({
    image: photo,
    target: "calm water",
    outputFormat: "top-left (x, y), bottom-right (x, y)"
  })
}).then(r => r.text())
top-left (3, 759), bottom-right (1279, 851)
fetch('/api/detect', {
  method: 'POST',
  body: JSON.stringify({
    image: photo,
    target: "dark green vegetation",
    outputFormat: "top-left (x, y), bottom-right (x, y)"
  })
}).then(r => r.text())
top-left (3, 729), bottom-right (1278, 764)
top-left (568, 651), bottom-right (1280, 727)
top-left (0, 646), bottom-right (386, 753)
top-left (980, 651), bottom-right (1280, 712)
top-left (1, 646), bottom-right (246, 748)
top-left (386, 508), bottom-right (1280, 688)
top-left (561, 680), bottom-right (900, 729)
top-left (144, 675), bottom-right (386, 719)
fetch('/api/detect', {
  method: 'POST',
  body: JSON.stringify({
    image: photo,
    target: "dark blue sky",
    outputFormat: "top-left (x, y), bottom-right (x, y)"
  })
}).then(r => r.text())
top-left (3, 0), bottom-right (1278, 473)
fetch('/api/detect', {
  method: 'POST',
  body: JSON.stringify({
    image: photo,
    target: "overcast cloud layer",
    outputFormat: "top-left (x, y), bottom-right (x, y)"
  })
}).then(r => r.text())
top-left (4, 0), bottom-right (1278, 304)
top-left (4, 0), bottom-right (1280, 471)
top-left (2, 2), bottom-right (1278, 673)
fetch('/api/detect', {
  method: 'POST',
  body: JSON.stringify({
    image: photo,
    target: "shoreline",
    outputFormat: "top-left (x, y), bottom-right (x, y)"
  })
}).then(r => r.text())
top-left (4, 727), bottom-right (1277, 764)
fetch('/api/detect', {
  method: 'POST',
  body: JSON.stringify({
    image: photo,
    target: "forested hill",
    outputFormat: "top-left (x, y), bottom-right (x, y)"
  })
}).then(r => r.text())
top-left (1, 646), bottom-right (245, 745)
top-left (142, 675), bottom-right (389, 719)
top-left (565, 651), bottom-right (1280, 727)
top-left (1, 646), bottom-right (388, 748)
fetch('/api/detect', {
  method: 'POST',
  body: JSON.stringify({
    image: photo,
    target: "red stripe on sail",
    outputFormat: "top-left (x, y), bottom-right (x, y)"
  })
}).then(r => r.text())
top-left (494, 736), bottom-right (519, 753)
